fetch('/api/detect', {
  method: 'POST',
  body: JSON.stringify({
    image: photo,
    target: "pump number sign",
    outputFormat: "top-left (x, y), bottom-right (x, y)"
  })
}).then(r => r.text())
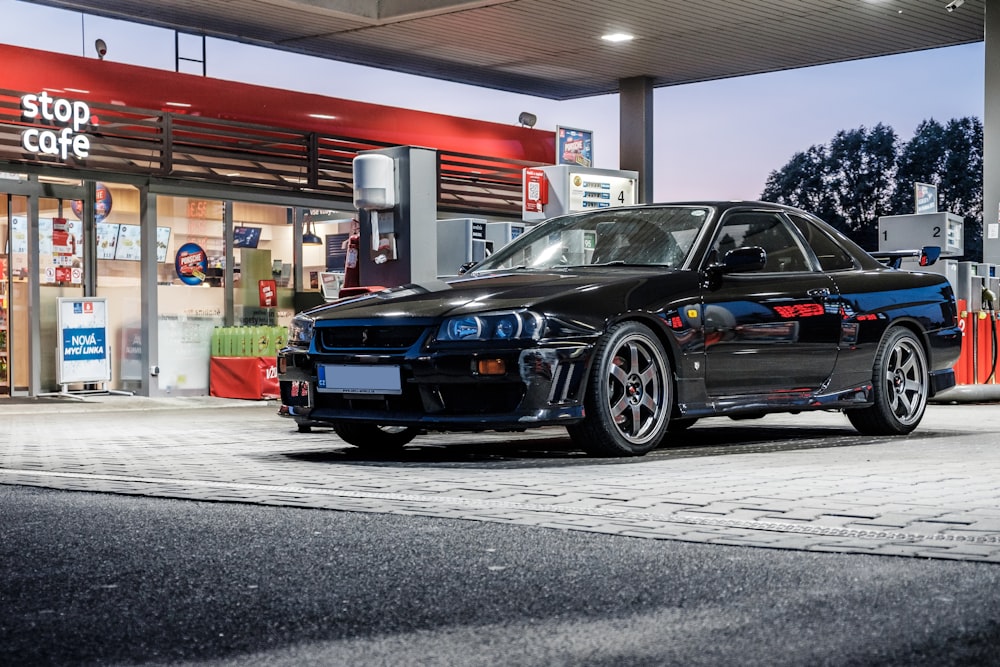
top-left (568, 173), bottom-right (636, 212)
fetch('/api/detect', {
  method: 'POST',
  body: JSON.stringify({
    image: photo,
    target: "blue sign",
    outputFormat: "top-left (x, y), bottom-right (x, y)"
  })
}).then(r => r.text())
top-left (175, 242), bottom-right (208, 286)
top-left (62, 326), bottom-right (107, 362)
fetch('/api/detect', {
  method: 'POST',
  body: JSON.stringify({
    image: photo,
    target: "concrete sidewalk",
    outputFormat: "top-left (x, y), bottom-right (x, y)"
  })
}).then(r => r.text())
top-left (1, 397), bottom-right (999, 563)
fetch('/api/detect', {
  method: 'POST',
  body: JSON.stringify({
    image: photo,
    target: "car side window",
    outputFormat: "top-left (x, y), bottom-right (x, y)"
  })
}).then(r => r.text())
top-left (786, 213), bottom-right (855, 271)
top-left (712, 212), bottom-right (811, 272)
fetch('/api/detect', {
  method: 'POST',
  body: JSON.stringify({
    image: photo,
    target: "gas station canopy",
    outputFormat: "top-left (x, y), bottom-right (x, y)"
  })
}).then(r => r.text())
top-left (21, 0), bottom-right (986, 100)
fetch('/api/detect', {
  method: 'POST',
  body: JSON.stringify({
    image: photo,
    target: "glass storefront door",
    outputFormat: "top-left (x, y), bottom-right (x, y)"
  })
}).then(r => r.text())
top-left (0, 193), bottom-right (26, 395)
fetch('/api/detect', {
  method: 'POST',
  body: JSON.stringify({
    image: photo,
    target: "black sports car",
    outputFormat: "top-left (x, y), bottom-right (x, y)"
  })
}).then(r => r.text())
top-left (277, 202), bottom-right (961, 456)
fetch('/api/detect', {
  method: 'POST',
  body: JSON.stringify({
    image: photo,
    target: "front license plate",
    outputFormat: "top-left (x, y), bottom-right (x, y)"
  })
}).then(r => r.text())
top-left (317, 364), bottom-right (402, 395)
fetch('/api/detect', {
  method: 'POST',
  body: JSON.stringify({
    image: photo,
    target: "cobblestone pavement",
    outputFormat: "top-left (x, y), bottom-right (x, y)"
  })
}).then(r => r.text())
top-left (1, 396), bottom-right (999, 562)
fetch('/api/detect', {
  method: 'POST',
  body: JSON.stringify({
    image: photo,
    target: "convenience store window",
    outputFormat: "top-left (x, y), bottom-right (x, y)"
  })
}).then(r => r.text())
top-left (155, 196), bottom-right (226, 394)
top-left (93, 183), bottom-right (144, 393)
top-left (229, 201), bottom-right (296, 327)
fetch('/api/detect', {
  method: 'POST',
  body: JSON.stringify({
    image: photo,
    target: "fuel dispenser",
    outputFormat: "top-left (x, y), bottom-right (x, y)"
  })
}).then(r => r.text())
top-left (436, 220), bottom-right (532, 277)
top-left (877, 211), bottom-right (1000, 395)
top-left (486, 221), bottom-right (527, 249)
top-left (437, 218), bottom-right (491, 277)
top-left (954, 262), bottom-right (1000, 386)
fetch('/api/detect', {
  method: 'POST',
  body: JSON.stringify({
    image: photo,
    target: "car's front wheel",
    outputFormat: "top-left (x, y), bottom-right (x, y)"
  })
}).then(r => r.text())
top-left (568, 321), bottom-right (672, 456)
top-left (847, 327), bottom-right (929, 435)
top-left (332, 423), bottom-right (419, 452)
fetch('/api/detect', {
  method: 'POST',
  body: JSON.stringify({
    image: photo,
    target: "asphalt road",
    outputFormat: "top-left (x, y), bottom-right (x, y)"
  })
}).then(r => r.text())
top-left (3, 484), bottom-right (1000, 667)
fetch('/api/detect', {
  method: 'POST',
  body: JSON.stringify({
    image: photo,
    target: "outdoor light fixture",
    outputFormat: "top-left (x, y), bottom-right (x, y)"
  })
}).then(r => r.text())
top-left (518, 111), bottom-right (537, 128)
top-left (95, 38), bottom-right (107, 59)
top-left (601, 32), bottom-right (634, 43)
top-left (946, 0), bottom-right (964, 11)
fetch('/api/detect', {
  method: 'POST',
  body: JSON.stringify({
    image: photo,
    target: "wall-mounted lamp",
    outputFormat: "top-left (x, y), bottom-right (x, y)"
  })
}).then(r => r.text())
top-left (946, 0), bottom-right (964, 11)
top-left (95, 38), bottom-right (107, 60)
top-left (518, 111), bottom-right (537, 128)
top-left (302, 214), bottom-right (323, 245)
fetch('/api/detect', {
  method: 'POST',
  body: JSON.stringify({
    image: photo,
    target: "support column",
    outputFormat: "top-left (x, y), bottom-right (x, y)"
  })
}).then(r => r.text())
top-left (619, 76), bottom-right (654, 203)
top-left (985, 3), bottom-right (1000, 263)
top-left (27, 192), bottom-right (40, 395)
top-left (139, 188), bottom-right (158, 397)
top-left (82, 180), bottom-right (97, 296)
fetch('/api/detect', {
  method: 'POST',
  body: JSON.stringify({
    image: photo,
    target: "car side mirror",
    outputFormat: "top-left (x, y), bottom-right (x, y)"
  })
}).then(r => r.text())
top-left (701, 246), bottom-right (767, 290)
top-left (723, 246), bottom-right (767, 273)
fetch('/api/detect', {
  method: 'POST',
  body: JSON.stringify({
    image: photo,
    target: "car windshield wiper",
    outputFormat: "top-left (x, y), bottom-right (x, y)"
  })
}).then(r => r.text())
top-left (583, 261), bottom-right (664, 267)
top-left (472, 265), bottom-right (532, 274)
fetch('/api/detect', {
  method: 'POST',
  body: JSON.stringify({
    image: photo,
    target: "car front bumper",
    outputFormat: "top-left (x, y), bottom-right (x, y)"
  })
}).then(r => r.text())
top-left (277, 342), bottom-right (593, 431)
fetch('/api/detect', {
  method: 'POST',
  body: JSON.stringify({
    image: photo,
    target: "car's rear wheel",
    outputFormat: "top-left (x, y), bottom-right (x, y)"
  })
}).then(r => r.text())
top-left (568, 321), bottom-right (672, 456)
top-left (332, 423), bottom-right (419, 452)
top-left (847, 327), bottom-right (928, 435)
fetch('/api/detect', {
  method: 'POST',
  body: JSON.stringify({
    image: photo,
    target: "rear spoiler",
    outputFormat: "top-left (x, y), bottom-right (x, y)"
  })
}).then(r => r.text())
top-left (871, 245), bottom-right (941, 269)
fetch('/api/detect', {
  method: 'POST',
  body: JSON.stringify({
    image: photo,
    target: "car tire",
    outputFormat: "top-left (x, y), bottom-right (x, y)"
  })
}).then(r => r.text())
top-left (332, 423), bottom-right (419, 451)
top-left (568, 321), bottom-right (672, 456)
top-left (847, 327), bottom-right (929, 435)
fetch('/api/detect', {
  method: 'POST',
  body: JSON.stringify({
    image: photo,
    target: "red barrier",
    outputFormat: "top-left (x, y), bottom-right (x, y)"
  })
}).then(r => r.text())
top-left (210, 356), bottom-right (278, 400)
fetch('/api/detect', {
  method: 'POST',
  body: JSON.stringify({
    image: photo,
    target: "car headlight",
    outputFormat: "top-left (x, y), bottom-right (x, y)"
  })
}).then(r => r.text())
top-left (287, 314), bottom-right (315, 348)
top-left (437, 310), bottom-right (544, 342)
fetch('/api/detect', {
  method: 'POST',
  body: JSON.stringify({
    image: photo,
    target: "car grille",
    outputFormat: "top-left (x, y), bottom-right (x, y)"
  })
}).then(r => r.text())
top-left (316, 325), bottom-right (429, 352)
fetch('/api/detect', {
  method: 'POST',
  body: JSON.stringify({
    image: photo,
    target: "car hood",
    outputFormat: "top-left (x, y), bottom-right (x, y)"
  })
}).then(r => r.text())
top-left (302, 268), bottom-right (682, 322)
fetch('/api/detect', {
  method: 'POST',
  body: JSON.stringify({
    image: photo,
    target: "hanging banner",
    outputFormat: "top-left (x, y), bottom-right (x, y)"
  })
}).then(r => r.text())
top-left (57, 297), bottom-right (111, 385)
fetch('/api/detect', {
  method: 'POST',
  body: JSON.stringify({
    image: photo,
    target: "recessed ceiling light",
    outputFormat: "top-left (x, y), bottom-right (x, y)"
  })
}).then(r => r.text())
top-left (601, 32), bottom-right (634, 43)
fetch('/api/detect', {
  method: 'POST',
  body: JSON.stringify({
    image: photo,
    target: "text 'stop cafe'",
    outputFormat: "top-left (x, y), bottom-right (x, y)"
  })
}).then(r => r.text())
top-left (0, 43), bottom-right (554, 399)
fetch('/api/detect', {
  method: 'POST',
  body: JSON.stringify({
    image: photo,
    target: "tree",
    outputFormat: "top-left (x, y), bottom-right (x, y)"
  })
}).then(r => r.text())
top-left (761, 118), bottom-right (983, 260)
top-left (939, 117), bottom-right (983, 261)
top-left (761, 145), bottom-right (840, 227)
top-left (890, 119), bottom-right (946, 214)
top-left (824, 124), bottom-right (898, 251)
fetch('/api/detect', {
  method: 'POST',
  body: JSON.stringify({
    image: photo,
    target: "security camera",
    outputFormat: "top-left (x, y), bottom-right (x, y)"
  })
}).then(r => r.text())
top-left (946, 0), bottom-right (964, 12)
top-left (95, 38), bottom-right (107, 59)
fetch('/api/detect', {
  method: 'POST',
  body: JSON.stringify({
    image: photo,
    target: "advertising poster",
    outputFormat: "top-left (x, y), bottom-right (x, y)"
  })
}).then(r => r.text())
top-left (70, 182), bottom-right (113, 223)
top-left (556, 126), bottom-right (593, 167)
top-left (115, 224), bottom-right (142, 261)
top-left (175, 242), bottom-right (208, 285)
top-left (96, 222), bottom-right (119, 259)
top-left (120, 324), bottom-right (143, 381)
top-left (915, 183), bottom-right (938, 215)
top-left (57, 297), bottom-right (111, 385)
top-left (258, 279), bottom-right (277, 308)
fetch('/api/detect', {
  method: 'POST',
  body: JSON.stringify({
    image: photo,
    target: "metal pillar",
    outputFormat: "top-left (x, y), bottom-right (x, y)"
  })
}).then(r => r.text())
top-left (619, 76), bottom-right (654, 204)
top-left (26, 192), bottom-right (40, 396)
top-left (985, 2), bottom-right (1000, 264)
top-left (139, 188), bottom-right (158, 396)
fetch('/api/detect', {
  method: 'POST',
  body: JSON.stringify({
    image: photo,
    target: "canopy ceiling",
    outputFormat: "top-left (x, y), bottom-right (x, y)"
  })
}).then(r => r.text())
top-left (21, 0), bottom-right (986, 100)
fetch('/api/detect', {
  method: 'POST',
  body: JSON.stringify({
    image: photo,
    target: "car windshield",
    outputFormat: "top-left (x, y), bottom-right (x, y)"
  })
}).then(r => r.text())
top-left (472, 206), bottom-right (713, 273)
